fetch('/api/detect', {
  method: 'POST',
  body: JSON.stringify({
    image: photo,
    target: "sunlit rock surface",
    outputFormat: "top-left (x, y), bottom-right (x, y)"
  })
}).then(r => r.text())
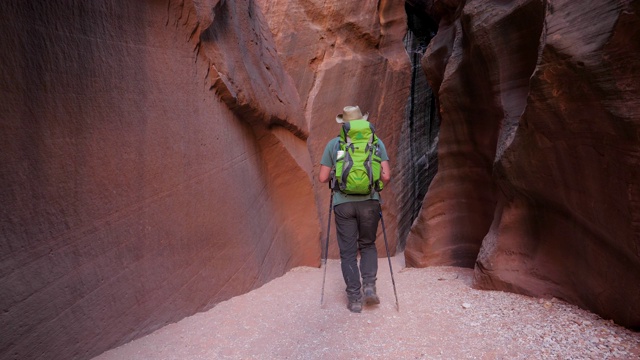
top-left (257, 0), bottom-right (411, 257)
top-left (405, 0), bottom-right (640, 328)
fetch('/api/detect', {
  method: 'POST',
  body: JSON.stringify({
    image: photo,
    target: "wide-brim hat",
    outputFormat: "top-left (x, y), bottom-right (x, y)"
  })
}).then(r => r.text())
top-left (336, 105), bottom-right (368, 123)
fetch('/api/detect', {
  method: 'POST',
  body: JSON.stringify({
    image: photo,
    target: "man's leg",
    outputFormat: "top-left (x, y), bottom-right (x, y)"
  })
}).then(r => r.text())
top-left (334, 202), bottom-right (362, 311)
top-left (356, 200), bottom-right (381, 304)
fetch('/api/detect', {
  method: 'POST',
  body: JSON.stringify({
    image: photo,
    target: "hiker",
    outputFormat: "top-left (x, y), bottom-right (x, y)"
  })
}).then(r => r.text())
top-left (318, 105), bottom-right (391, 313)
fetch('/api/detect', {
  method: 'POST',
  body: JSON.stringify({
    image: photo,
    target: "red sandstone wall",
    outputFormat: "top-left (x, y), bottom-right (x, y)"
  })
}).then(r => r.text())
top-left (257, 0), bottom-right (411, 257)
top-left (5, 0), bottom-right (637, 359)
top-left (0, 1), bottom-right (320, 359)
top-left (405, 0), bottom-right (640, 328)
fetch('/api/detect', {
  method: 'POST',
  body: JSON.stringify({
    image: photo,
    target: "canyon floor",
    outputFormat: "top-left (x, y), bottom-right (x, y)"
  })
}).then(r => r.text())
top-left (94, 254), bottom-right (640, 359)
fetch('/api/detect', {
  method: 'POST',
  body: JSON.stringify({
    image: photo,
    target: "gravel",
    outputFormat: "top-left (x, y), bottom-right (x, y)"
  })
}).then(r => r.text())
top-left (94, 255), bottom-right (640, 359)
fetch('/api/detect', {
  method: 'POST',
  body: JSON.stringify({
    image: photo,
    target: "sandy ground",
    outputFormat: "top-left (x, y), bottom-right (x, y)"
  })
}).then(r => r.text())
top-left (94, 255), bottom-right (640, 359)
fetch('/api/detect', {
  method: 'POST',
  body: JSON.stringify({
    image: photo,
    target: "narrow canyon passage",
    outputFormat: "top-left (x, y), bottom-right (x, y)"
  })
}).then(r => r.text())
top-left (2, 1), bottom-right (640, 359)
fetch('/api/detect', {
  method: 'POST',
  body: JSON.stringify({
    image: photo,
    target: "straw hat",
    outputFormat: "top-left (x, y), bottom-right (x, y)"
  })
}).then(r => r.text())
top-left (336, 105), bottom-right (369, 123)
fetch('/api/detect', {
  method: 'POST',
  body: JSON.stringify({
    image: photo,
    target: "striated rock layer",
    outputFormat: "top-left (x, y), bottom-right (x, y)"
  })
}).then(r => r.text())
top-left (0, 1), bottom-right (320, 359)
top-left (405, 0), bottom-right (640, 328)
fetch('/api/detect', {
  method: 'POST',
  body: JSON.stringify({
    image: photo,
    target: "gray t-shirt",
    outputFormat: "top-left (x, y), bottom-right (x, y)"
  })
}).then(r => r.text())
top-left (320, 137), bottom-right (389, 206)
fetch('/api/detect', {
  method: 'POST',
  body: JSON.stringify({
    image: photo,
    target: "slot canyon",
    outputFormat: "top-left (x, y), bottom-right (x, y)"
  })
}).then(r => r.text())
top-left (1, 0), bottom-right (639, 359)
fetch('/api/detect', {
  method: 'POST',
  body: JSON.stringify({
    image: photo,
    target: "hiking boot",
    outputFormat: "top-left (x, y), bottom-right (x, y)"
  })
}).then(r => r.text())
top-left (347, 298), bottom-right (362, 313)
top-left (363, 284), bottom-right (380, 305)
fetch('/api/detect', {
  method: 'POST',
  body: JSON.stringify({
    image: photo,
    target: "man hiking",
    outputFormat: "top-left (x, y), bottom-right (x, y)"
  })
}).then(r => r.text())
top-left (318, 105), bottom-right (391, 313)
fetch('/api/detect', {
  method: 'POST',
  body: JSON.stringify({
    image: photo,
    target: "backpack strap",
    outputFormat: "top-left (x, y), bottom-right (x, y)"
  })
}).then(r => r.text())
top-left (364, 131), bottom-right (375, 193)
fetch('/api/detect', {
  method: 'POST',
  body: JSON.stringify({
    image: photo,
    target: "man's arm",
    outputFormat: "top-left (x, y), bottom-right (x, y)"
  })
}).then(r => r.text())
top-left (319, 165), bottom-right (332, 183)
top-left (381, 161), bottom-right (390, 183)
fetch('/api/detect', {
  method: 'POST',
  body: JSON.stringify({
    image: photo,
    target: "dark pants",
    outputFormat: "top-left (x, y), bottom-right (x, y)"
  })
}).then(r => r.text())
top-left (333, 199), bottom-right (381, 301)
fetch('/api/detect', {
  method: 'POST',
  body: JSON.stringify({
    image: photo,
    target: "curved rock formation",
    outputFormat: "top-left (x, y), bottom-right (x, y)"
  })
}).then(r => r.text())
top-left (405, 0), bottom-right (640, 328)
top-left (405, 0), bottom-right (511, 267)
top-left (0, 1), bottom-right (319, 359)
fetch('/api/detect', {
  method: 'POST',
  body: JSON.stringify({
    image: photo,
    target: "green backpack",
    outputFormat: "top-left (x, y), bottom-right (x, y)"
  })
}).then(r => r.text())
top-left (333, 119), bottom-right (384, 195)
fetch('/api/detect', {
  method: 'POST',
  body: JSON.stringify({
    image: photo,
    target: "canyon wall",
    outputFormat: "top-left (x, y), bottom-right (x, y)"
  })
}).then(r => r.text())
top-left (2, 0), bottom-right (638, 359)
top-left (0, 1), bottom-right (322, 359)
top-left (1, 0), bottom-right (413, 358)
top-left (257, 0), bottom-right (411, 258)
top-left (405, 0), bottom-right (640, 328)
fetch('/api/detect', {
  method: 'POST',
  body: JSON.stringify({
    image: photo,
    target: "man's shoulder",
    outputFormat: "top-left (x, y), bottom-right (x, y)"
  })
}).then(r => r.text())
top-left (324, 136), bottom-right (340, 150)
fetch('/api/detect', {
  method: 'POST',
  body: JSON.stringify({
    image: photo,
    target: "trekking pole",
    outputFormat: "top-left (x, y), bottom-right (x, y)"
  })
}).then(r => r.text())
top-left (379, 205), bottom-right (400, 312)
top-left (320, 189), bottom-right (334, 307)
